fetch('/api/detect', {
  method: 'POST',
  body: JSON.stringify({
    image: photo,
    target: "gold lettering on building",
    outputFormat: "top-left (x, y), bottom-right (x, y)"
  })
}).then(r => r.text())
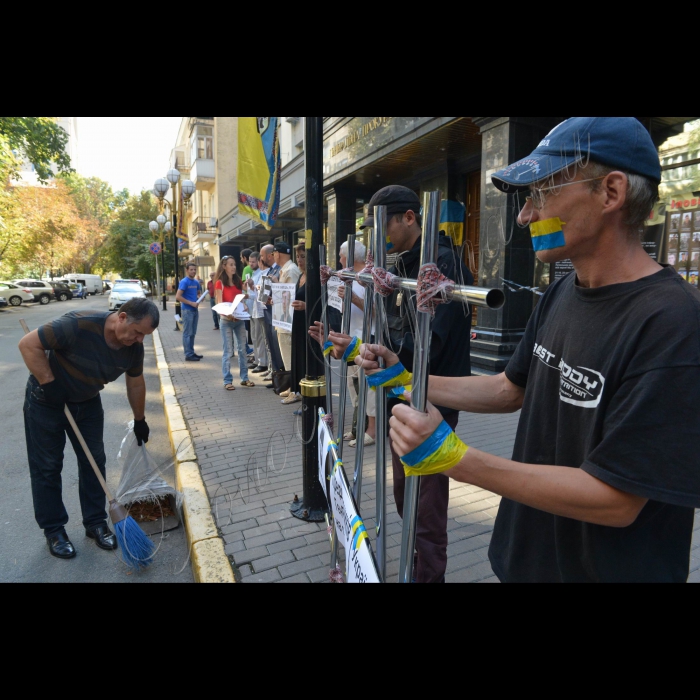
top-left (330, 117), bottom-right (393, 158)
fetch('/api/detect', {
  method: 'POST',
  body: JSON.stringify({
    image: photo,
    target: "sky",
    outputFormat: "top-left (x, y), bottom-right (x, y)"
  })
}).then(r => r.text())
top-left (76, 117), bottom-right (183, 195)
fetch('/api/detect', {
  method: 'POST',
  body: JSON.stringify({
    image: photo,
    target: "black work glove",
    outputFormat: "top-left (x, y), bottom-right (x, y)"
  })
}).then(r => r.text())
top-left (134, 418), bottom-right (150, 446)
top-left (35, 380), bottom-right (67, 407)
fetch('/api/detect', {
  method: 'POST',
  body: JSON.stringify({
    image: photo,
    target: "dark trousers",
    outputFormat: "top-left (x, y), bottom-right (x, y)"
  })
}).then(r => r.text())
top-left (390, 412), bottom-right (458, 583)
top-left (263, 307), bottom-right (284, 372)
top-left (211, 298), bottom-right (220, 329)
top-left (23, 377), bottom-right (107, 536)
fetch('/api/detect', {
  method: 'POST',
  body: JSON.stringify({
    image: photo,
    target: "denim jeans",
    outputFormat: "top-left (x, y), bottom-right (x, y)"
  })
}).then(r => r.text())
top-left (211, 298), bottom-right (220, 329)
top-left (221, 318), bottom-right (249, 385)
top-left (182, 307), bottom-right (199, 359)
top-left (23, 377), bottom-right (107, 536)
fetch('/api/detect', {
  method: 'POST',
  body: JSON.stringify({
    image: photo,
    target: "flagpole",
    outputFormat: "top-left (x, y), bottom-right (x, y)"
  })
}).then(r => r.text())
top-left (291, 116), bottom-right (328, 523)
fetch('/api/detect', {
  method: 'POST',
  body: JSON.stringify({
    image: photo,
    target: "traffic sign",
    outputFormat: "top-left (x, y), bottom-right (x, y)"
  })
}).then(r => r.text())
top-left (150, 243), bottom-right (162, 255)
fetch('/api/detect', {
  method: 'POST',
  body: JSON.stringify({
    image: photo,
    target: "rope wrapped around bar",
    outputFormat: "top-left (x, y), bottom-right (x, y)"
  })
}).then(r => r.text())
top-left (322, 412), bottom-right (334, 432)
top-left (416, 263), bottom-right (455, 316)
top-left (320, 265), bottom-right (334, 287)
top-left (356, 252), bottom-right (375, 289)
top-left (372, 267), bottom-right (401, 298)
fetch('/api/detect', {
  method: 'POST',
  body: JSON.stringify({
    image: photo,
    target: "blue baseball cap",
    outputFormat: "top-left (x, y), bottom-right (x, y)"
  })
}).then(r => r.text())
top-left (491, 117), bottom-right (662, 193)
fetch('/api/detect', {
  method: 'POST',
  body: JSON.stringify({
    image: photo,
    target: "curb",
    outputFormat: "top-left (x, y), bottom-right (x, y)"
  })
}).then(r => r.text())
top-left (152, 330), bottom-right (236, 584)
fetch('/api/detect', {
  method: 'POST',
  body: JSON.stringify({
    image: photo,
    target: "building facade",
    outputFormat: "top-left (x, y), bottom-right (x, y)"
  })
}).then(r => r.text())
top-left (213, 116), bottom-right (698, 373)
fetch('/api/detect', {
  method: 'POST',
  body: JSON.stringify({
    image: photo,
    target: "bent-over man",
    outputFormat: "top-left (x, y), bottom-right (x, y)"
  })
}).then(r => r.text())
top-left (19, 298), bottom-right (160, 560)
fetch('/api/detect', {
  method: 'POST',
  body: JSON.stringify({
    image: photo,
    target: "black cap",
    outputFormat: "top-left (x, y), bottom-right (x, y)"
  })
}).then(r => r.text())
top-left (360, 185), bottom-right (421, 230)
top-left (274, 241), bottom-right (292, 255)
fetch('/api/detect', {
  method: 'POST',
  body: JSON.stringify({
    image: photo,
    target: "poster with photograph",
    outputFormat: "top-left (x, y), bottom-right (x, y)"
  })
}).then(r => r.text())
top-left (689, 271), bottom-right (699, 287)
top-left (681, 212), bottom-right (693, 231)
top-left (695, 211), bottom-right (700, 228)
top-left (668, 253), bottom-right (678, 267)
top-left (679, 269), bottom-right (689, 281)
top-left (671, 214), bottom-right (681, 233)
top-left (271, 283), bottom-right (296, 332)
top-left (693, 232), bottom-right (700, 245)
top-left (669, 233), bottom-right (680, 252)
top-left (258, 275), bottom-right (273, 306)
top-left (327, 277), bottom-right (343, 312)
top-left (680, 251), bottom-right (689, 265)
top-left (681, 233), bottom-right (691, 251)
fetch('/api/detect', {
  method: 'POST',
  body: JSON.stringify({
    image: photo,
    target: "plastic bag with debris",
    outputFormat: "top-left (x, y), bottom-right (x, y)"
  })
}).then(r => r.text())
top-left (116, 421), bottom-right (183, 511)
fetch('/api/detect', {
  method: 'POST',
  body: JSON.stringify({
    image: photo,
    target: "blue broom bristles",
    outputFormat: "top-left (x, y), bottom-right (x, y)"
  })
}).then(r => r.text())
top-left (114, 516), bottom-right (157, 571)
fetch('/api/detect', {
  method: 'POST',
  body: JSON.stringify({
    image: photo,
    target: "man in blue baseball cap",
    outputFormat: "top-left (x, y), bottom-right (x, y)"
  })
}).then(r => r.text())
top-left (359, 117), bottom-right (700, 582)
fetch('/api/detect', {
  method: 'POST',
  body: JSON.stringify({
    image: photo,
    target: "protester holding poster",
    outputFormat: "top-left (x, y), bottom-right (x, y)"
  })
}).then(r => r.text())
top-left (286, 242), bottom-right (308, 407)
top-left (215, 257), bottom-right (254, 391)
top-left (272, 241), bottom-right (301, 373)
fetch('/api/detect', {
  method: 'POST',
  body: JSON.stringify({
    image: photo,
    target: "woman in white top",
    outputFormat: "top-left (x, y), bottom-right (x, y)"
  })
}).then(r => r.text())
top-left (338, 240), bottom-right (376, 447)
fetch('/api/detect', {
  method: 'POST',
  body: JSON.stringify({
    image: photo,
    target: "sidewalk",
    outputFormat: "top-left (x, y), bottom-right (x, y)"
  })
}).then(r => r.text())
top-left (158, 316), bottom-right (700, 584)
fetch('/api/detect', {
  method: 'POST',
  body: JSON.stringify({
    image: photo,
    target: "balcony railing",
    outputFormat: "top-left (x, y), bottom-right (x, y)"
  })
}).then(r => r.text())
top-left (191, 216), bottom-right (218, 241)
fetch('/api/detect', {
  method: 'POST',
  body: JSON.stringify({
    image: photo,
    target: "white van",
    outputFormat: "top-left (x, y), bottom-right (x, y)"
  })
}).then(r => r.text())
top-left (63, 274), bottom-right (103, 296)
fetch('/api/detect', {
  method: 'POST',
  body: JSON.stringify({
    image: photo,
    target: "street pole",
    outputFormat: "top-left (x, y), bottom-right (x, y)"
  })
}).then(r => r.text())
top-left (173, 183), bottom-right (181, 332)
top-left (290, 116), bottom-right (327, 523)
top-left (161, 241), bottom-right (167, 311)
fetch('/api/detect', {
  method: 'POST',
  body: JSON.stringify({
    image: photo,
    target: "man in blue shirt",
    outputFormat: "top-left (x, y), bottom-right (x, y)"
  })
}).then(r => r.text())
top-left (176, 262), bottom-right (203, 362)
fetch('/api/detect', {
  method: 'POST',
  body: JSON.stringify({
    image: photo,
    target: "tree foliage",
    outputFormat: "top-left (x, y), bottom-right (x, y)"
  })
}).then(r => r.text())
top-left (101, 191), bottom-right (172, 287)
top-left (0, 117), bottom-right (73, 183)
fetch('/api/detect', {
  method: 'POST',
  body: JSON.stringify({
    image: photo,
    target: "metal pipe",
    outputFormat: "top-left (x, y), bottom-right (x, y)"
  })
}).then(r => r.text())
top-left (319, 246), bottom-right (333, 422)
top-left (330, 234), bottom-right (355, 572)
top-left (352, 233), bottom-right (375, 508)
top-left (373, 207), bottom-right (388, 582)
top-left (335, 273), bottom-right (505, 310)
top-left (398, 191), bottom-right (442, 584)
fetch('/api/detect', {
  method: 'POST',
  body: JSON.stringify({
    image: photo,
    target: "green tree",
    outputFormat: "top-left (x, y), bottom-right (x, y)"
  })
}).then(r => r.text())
top-left (0, 117), bottom-right (73, 183)
top-left (101, 191), bottom-right (172, 287)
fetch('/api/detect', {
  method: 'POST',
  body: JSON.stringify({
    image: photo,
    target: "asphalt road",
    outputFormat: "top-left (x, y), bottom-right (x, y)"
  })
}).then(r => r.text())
top-left (0, 295), bottom-right (194, 583)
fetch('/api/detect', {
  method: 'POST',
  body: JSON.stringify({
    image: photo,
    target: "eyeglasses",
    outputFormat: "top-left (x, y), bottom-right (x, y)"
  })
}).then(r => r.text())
top-left (526, 176), bottom-right (606, 211)
top-left (221, 256), bottom-right (235, 262)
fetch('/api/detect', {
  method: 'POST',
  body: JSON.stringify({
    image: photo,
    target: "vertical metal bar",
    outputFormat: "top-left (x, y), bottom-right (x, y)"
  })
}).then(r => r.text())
top-left (335, 234), bottom-right (355, 456)
top-left (398, 191), bottom-right (442, 584)
top-left (330, 234), bottom-right (355, 572)
top-left (373, 206), bottom-right (388, 582)
top-left (319, 246), bottom-right (333, 420)
top-left (352, 233), bottom-right (375, 507)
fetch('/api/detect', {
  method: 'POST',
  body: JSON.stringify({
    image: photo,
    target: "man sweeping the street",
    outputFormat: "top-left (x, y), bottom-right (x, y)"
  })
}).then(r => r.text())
top-left (361, 117), bottom-right (700, 582)
top-left (19, 298), bottom-right (160, 560)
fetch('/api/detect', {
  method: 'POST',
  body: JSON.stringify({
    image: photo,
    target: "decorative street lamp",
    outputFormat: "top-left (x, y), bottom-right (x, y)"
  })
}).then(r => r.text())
top-left (152, 168), bottom-right (195, 326)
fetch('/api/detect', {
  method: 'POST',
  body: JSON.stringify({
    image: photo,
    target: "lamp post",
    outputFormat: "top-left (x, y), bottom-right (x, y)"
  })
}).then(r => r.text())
top-left (153, 169), bottom-right (195, 328)
top-left (150, 218), bottom-right (171, 311)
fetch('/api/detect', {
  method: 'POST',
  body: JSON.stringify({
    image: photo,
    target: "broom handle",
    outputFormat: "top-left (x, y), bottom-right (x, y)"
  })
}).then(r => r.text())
top-left (20, 319), bottom-right (115, 502)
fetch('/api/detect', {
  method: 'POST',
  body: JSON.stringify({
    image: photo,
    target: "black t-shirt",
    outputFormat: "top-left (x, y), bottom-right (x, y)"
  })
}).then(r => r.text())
top-left (38, 311), bottom-right (144, 403)
top-left (490, 267), bottom-right (700, 583)
top-left (386, 235), bottom-right (474, 418)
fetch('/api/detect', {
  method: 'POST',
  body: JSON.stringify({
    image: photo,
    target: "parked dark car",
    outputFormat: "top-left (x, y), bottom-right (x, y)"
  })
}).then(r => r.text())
top-left (0, 297), bottom-right (7, 309)
top-left (50, 280), bottom-right (74, 302)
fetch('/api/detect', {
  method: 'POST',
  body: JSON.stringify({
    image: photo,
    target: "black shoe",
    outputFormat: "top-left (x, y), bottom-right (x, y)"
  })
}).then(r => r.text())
top-left (194, 354), bottom-right (204, 359)
top-left (252, 366), bottom-right (269, 374)
top-left (86, 524), bottom-right (118, 551)
top-left (186, 356), bottom-right (201, 362)
top-left (264, 384), bottom-right (274, 389)
top-left (47, 531), bottom-right (77, 560)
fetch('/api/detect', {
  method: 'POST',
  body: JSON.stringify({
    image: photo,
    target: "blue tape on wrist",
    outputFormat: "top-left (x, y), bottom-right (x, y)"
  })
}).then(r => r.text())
top-left (323, 341), bottom-right (334, 357)
top-left (367, 362), bottom-right (407, 389)
top-left (401, 421), bottom-right (454, 468)
top-left (342, 337), bottom-right (361, 363)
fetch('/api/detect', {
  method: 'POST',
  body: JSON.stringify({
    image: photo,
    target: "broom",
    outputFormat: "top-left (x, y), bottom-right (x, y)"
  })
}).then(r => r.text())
top-left (21, 319), bottom-right (156, 571)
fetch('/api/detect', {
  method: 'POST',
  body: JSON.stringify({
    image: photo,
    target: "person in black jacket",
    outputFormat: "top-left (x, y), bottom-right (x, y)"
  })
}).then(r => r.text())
top-left (362, 186), bottom-right (474, 583)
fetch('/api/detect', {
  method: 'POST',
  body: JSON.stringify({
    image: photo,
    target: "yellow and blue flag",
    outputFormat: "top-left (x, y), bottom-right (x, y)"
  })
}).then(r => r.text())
top-left (238, 117), bottom-right (282, 231)
top-left (440, 200), bottom-right (466, 247)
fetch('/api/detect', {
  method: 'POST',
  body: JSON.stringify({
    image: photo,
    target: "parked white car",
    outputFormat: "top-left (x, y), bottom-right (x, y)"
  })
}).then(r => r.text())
top-left (109, 283), bottom-right (146, 311)
top-left (62, 274), bottom-right (103, 296)
top-left (12, 279), bottom-right (55, 305)
top-left (0, 282), bottom-right (35, 307)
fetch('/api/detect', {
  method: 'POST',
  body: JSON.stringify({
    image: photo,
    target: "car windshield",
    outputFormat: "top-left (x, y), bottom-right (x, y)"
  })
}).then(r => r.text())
top-left (114, 284), bottom-right (142, 293)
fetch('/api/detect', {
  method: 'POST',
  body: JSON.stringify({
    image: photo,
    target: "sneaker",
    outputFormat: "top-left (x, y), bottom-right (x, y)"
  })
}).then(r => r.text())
top-left (262, 371), bottom-right (273, 381)
top-left (185, 356), bottom-right (201, 362)
top-left (252, 366), bottom-right (269, 374)
top-left (282, 393), bottom-right (301, 405)
top-left (280, 389), bottom-right (292, 398)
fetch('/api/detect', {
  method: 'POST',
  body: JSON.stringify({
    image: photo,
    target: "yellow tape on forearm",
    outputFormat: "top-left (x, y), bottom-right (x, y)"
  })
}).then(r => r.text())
top-left (368, 363), bottom-right (413, 392)
top-left (401, 421), bottom-right (469, 477)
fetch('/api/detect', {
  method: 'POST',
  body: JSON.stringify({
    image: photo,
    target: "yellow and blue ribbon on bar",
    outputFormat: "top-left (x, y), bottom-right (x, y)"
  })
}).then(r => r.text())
top-left (401, 420), bottom-right (469, 477)
top-left (342, 337), bottom-right (362, 364)
top-left (323, 341), bottom-right (334, 358)
top-left (351, 516), bottom-right (369, 551)
top-left (530, 217), bottom-right (566, 253)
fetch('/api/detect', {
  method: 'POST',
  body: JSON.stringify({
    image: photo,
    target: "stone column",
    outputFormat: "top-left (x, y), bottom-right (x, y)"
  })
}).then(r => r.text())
top-left (325, 188), bottom-right (357, 269)
top-left (471, 117), bottom-right (563, 374)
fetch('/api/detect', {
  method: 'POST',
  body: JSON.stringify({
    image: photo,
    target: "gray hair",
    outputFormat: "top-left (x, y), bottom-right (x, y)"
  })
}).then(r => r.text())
top-left (583, 161), bottom-right (659, 234)
top-left (340, 239), bottom-right (367, 263)
top-left (121, 298), bottom-right (160, 329)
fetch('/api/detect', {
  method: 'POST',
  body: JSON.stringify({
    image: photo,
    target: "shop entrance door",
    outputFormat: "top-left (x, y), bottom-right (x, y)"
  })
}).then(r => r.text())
top-left (465, 170), bottom-right (481, 326)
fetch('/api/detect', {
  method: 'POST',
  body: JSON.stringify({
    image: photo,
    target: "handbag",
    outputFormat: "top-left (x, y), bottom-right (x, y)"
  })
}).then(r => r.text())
top-left (272, 370), bottom-right (292, 395)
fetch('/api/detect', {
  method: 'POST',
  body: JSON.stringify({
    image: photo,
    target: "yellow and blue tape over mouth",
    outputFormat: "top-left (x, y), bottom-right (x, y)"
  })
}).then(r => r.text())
top-left (386, 235), bottom-right (394, 253)
top-left (530, 217), bottom-right (566, 252)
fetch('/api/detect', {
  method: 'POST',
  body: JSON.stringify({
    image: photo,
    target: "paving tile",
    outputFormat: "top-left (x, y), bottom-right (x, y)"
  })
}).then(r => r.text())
top-left (277, 574), bottom-right (311, 584)
top-left (249, 551), bottom-right (296, 573)
top-left (279, 556), bottom-right (326, 579)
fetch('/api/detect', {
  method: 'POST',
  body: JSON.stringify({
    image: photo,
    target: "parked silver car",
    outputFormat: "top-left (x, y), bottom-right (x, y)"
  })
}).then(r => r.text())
top-left (13, 279), bottom-right (55, 306)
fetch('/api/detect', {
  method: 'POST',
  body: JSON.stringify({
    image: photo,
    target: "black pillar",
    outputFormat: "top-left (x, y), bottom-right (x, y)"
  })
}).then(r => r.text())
top-left (291, 116), bottom-right (327, 523)
top-left (471, 117), bottom-right (563, 374)
top-left (326, 188), bottom-right (357, 269)
top-left (173, 212), bottom-right (181, 330)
